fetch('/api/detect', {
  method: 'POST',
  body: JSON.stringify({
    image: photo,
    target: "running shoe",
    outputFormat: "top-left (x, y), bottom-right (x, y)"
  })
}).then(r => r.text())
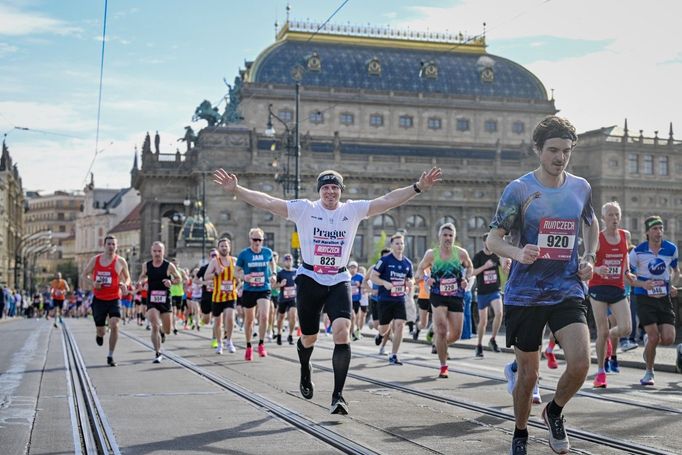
top-left (510, 437), bottom-right (528, 455)
top-left (544, 349), bottom-right (558, 369)
top-left (153, 353), bottom-right (163, 363)
top-left (438, 365), bottom-right (449, 378)
top-left (244, 346), bottom-right (253, 361)
top-left (354, 329), bottom-right (360, 340)
top-left (388, 354), bottom-right (403, 365)
top-left (489, 338), bottom-right (501, 353)
top-left (412, 328), bottom-right (420, 341)
top-left (431, 345), bottom-right (437, 355)
top-left (257, 343), bottom-right (267, 357)
top-left (604, 359), bottom-right (611, 374)
top-left (504, 361), bottom-right (517, 395)
top-left (351, 331), bottom-right (359, 341)
top-left (107, 356), bottom-right (116, 367)
top-left (267, 332), bottom-right (273, 342)
top-left (475, 345), bottom-right (484, 358)
top-left (325, 325), bottom-right (333, 335)
top-left (593, 371), bottom-right (607, 388)
top-left (639, 371), bottom-right (655, 386)
top-left (215, 344), bottom-right (223, 355)
top-left (160, 332), bottom-right (166, 343)
top-left (378, 346), bottom-right (386, 355)
top-left (330, 395), bottom-right (349, 415)
top-left (620, 339), bottom-right (637, 351)
top-left (374, 334), bottom-right (383, 346)
top-left (609, 358), bottom-right (620, 373)
top-left (173, 328), bottom-right (178, 335)
top-left (96, 335), bottom-right (104, 346)
top-left (532, 383), bottom-right (542, 404)
top-left (300, 362), bottom-right (314, 399)
top-left (425, 327), bottom-right (434, 344)
top-left (276, 333), bottom-right (282, 345)
top-left (287, 334), bottom-right (294, 345)
top-left (542, 405), bottom-right (570, 454)
top-left (53, 322), bottom-right (58, 328)
top-left (676, 343), bottom-right (682, 373)
top-left (227, 340), bottom-right (236, 353)
top-left (211, 338), bottom-right (219, 349)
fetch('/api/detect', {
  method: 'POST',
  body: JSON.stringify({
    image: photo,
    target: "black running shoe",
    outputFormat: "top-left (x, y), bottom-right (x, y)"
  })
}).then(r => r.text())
top-left (510, 437), bottom-right (528, 455)
top-left (330, 395), bottom-right (349, 415)
top-left (475, 345), bottom-right (484, 357)
top-left (300, 363), bottom-right (314, 399)
top-left (160, 332), bottom-right (166, 343)
top-left (173, 328), bottom-right (178, 335)
top-left (153, 353), bottom-right (163, 364)
top-left (107, 356), bottom-right (117, 367)
top-left (374, 334), bottom-right (383, 346)
top-left (489, 338), bottom-right (501, 353)
top-left (276, 334), bottom-right (282, 346)
top-left (412, 328), bottom-right (420, 341)
top-left (431, 345), bottom-right (437, 355)
top-left (676, 343), bottom-right (682, 373)
top-left (96, 336), bottom-right (104, 346)
top-left (287, 334), bottom-right (294, 345)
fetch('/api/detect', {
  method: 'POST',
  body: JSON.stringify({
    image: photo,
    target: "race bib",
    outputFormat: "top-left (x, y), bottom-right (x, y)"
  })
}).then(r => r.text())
top-left (647, 280), bottom-right (667, 296)
top-left (283, 286), bottom-right (296, 299)
top-left (537, 218), bottom-right (576, 261)
top-left (55, 289), bottom-right (64, 297)
top-left (390, 280), bottom-right (405, 297)
top-left (249, 272), bottom-right (265, 286)
top-left (439, 277), bottom-right (458, 296)
top-left (352, 285), bottom-right (360, 296)
top-left (220, 282), bottom-right (233, 292)
top-left (149, 290), bottom-right (167, 304)
top-left (483, 270), bottom-right (497, 285)
top-left (313, 244), bottom-right (342, 275)
top-left (96, 271), bottom-right (113, 286)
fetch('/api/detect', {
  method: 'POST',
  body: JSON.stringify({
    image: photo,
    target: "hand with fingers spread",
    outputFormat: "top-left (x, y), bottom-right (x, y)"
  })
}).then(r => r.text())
top-left (213, 168), bottom-right (238, 192)
top-left (415, 167), bottom-right (443, 192)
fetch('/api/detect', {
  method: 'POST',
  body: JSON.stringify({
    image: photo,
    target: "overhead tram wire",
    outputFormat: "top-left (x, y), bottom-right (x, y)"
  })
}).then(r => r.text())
top-left (82, 0), bottom-right (109, 188)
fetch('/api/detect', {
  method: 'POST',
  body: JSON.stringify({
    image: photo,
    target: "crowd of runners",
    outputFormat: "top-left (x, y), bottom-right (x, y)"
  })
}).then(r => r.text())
top-left (6, 116), bottom-right (682, 455)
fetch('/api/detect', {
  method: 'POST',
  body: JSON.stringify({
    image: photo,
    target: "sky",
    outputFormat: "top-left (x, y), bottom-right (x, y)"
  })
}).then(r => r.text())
top-left (2, 0), bottom-right (681, 193)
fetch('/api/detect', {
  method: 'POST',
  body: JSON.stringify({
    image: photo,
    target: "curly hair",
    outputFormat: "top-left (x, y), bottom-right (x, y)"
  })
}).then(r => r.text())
top-left (532, 116), bottom-right (577, 151)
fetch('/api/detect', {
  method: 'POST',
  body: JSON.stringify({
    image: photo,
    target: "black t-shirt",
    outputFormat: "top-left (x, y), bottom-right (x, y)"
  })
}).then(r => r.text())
top-left (276, 269), bottom-right (297, 303)
top-left (197, 264), bottom-right (209, 294)
top-left (472, 250), bottom-right (501, 295)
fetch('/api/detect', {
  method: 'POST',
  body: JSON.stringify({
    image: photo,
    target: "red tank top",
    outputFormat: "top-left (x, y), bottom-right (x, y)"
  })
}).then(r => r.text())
top-left (93, 254), bottom-right (121, 300)
top-left (589, 229), bottom-right (628, 289)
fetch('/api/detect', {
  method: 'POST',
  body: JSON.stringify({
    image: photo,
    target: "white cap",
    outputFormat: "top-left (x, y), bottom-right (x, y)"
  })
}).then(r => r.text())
top-left (348, 261), bottom-right (358, 267)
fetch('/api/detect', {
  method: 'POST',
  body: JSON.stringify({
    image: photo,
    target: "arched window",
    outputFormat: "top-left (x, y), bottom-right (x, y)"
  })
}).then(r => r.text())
top-left (405, 214), bottom-right (426, 229)
top-left (372, 214), bottom-right (395, 229)
top-left (468, 216), bottom-right (487, 231)
top-left (435, 216), bottom-right (456, 230)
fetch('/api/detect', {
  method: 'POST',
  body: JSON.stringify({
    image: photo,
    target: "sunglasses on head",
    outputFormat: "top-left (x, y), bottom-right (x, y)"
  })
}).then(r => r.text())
top-left (251, 238), bottom-right (263, 242)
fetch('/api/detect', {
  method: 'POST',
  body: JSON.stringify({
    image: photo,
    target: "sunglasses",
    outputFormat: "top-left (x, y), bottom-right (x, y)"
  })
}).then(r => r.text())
top-left (283, 257), bottom-right (292, 260)
top-left (251, 238), bottom-right (263, 242)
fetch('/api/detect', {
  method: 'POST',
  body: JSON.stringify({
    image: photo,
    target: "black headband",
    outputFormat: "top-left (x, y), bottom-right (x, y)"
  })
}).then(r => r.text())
top-left (645, 216), bottom-right (663, 231)
top-left (317, 173), bottom-right (345, 192)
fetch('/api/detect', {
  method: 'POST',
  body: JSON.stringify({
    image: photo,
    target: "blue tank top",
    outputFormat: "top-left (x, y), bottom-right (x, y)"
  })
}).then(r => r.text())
top-left (351, 273), bottom-right (364, 302)
top-left (490, 171), bottom-right (595, 306)
top-left (237, 247), bottom-right (273, 292)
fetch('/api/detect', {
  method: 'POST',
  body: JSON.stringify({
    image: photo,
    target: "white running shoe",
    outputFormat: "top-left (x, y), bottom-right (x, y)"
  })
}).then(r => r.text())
top-left (227, 340), bottom-right (236, 353)
top-left (504, 361), bottom-right (517, 395)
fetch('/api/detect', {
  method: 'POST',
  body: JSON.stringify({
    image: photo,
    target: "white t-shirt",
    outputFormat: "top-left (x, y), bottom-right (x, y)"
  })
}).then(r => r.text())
top-left (287, 199), bottom-right (370, 286)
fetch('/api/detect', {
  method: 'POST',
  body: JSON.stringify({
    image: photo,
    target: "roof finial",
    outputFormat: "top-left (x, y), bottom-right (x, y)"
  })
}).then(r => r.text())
top-left (286, 3), bottom-right (291, 23)
top-left (623, 118), bottom-right (629, 136)
top-left (550, 88), bottom-right (555, 101)
top-left (483, 22), bottom-right (486, 38)
top-left (668, 122), bottom-right (674, 145)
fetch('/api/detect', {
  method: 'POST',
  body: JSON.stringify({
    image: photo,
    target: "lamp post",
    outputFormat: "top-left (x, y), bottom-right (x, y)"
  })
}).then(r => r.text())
top-left (14, 230), bottom-right (52, 290)
top-left (265, 81), bottom-right (301, 265)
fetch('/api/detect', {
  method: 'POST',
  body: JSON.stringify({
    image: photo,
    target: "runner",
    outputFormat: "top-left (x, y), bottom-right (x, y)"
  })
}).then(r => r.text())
top-left (213, 166), bottom-right (441, 414)
top-left (268, 251), bottom-right (280, 342)
top-left (196, 249), bottom-right (218, 342)
top-left (169, 259), bottom-right (185, 335)
top-left (587, 201), bottom-right (634, 388)
top-left (413, 266), bottom-right (431, 341)
top-left (415, 223), bottom-right (472, 378)
top-left (629, 215), bottom-right (679, 386)
top-left (348, 261), bottom-right (363, 341)
top-left (49, 272), bottom-right (70, 327)
top-left (486, 116), bottom-right (598, 455)
top-left (236, 228), bottom-right (276, 360)
top-left (137, 241), bottom-right (183, 363)
top-left (275, 253), bottom-right (298, 345)
top-left (471, 234), bottom-right (507, 357)
top-left (81, 235), bottom-right (131, 366)
top-left (356, 266), bottom-right (369, 338)
top-left (188, 267), bottom-right (202, 330)
top-left (371, 233), bottom-right (413, 365)
top-left (205, 238), bottom-right (239, 354)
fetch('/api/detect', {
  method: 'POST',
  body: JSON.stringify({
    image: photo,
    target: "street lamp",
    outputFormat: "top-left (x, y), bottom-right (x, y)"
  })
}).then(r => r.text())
top-left (14, 230), bottom-right (52, 290)
top-left (265, 81), bottom-right (301, 264)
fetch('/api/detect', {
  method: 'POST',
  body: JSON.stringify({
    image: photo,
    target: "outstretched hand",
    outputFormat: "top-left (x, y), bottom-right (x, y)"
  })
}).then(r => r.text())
top-left (417, 167), bottom-right (442, 192)
top-left (213, 168), bottom-right (238, 192)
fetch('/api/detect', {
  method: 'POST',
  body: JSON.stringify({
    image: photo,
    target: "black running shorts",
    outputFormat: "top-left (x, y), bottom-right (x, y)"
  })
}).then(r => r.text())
top-left (378, 299), bottom-right (407, 325)
top-left (212, 300), bottom-right (236, 317)
top-left (200, 291), bottom-right (212, 315)
top-left (430, 294), bottom-right (463, 312)
top-left (241, 290), bottom-right (272, 309)
top-left (505, 298), bottom-right (588, 352)
top-left (92, 297), bottom-right (121, 327)
top-left (147, 301), bottom-right (171, 314)
top-left (277, 300), bottom-right (296, 314)
top-left (295, 274), bottom-right (352, 336)
top-left (636, 294), bottom-right (676, 327)
top-left (417, 298), bottom-right (432, 312)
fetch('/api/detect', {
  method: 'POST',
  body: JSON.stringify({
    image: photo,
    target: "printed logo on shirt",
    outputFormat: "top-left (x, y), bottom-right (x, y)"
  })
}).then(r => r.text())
top-left (648, 258), bottom-right (666, 275)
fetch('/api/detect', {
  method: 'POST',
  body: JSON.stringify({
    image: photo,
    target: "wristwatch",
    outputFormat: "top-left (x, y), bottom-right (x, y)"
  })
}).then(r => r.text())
top-left (583, 253), bottom-right (596, 263)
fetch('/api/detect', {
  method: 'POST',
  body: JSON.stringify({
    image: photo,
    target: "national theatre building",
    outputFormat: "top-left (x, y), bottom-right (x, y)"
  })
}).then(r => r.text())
top-left (131, 21), bottom-right (681, 266)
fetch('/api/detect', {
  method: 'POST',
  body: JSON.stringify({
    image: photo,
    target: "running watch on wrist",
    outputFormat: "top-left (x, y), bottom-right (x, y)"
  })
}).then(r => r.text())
top-left (412, 183), bottom-right (422, 193)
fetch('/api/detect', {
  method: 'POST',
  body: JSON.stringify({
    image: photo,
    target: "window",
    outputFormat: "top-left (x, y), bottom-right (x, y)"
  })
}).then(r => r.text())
top-left (339, 112), bottom-right (354, 126)
top-left (512, 121), bottom-right (525, 134)
top-left (659, 156), bottom-right (669, 176)
top-left (57, 212), bottom-right (65, 220)
top-left (372, 214), bottom-right (395, 229)
top-left (642, 154), bottom-right (653, 175)
top-left (309, 111), bottom-right (324, 124)
top-left (468, 216), bottom-right (487, 231)
top-left (399, 115), bottom-right (414, 129)
top-left (405, 235), bottom-right (427, 260)
top-left (484, 119), bottom-right (498, 133)
top-left (59, 225), bottom-right (66, 232)
top-left (264, 232), bottom-right (275, 250)
top-left (628, 153), bottom-right (638, 173)
top-left (436, 216), bottom-right (456, 229)
top-left (352, 234), bottom-right (364, 260)
top-left (369, 113), bottom-right (384, 127)
top-left (278, 109), bottom-right (293, 123)
top-left (630, 217), bottom-right (638, 231)
top-left (456, 118), bottom-right (470, 132)
top-left (427, 117), bottom-right (442, 130)
top-left (608, 159), bottom-right (619, 168)
top-left (405, 215), bottom-right (426, 229)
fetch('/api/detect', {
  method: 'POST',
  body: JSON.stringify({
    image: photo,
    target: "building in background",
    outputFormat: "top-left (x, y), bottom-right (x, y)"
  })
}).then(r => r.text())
top-left (108, 202), bottom-right (142, 279)
top-left (0, 141), bottom-right (25, 289)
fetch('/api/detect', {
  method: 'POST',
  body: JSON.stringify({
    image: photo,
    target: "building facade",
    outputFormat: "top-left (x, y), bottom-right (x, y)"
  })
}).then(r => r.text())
top-left (132, 21), bottom-right (555, 266)
top-left (0, 141), bottom-right (25, 289)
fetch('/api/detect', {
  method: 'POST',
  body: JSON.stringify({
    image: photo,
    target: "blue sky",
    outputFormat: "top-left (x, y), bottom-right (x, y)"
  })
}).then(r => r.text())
top-left (1, 0), bottom-right (681, 192)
